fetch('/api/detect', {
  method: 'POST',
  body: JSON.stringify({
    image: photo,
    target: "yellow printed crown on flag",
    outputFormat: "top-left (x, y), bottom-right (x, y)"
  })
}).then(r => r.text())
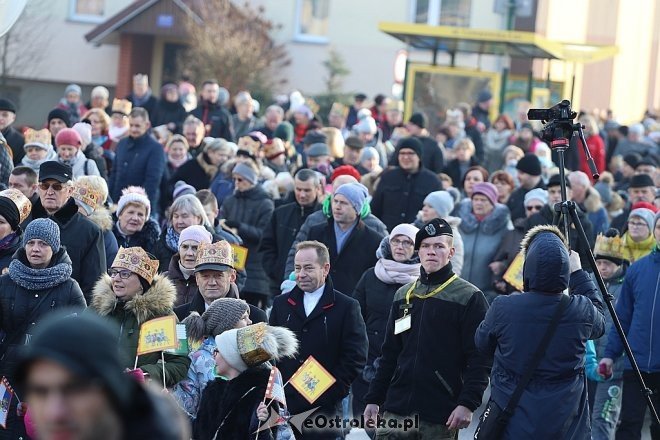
top-left (24, 128), bottom-right (51, 150)
top-left (112, 247), bottom-right (159, 284)
top-left (329, 102), bottom-right (348, 117)
top-left (195, 241), bottom-right (234, 270)
top-left (111, 98), bottom-right (132, 116)
top-left (137, 316), bottom-right (177, 355)
top-left (594, 233), bottom-right (630, 264)
top-left (289, 355), bottom-right (336, 404)
top-left (71, 182), bottom-right (104, 211)
top-left (0, 189), bottom-right (31, 224)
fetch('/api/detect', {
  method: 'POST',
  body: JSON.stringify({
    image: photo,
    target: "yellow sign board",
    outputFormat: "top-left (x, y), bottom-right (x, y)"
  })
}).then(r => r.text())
top-left (502, 252), bottom-right (524, 292)
top-left (137, 315), bottom-right (177, 355)
top-left (289, 356), bottom-right (336, 404)
top-left (230, 244), bottom-right (248, 271)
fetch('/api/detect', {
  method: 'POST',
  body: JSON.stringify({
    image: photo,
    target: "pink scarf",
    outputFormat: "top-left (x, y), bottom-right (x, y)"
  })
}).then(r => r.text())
top-left (374, 258), bottom-right (420, 285)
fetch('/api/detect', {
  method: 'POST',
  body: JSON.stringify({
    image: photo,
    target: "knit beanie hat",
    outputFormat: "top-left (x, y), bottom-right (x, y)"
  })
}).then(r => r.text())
top-left (23, 218), bottom-right (60, 252)
top-left (215, 322), bottom-right (298, 373)
top-left (232, 162), bottom-right (258, 185)
top-left (204, 298), bottom-right (249, 337)
top-left (48, 108), bottom-right (71, 127)
top-left (273, 122), bottom-right (294, 143)
top-left (396, 137), bottom-right (423, 160)
top-left (389, 223), bottom-right (419, 243)
top-left (472, 182), bottom-right (499, 207)
top-left (354, 116), bottom-right (377, 135)
top-left (516, 154), bottom-right (542, 176)
top-left (629, 208), bottom-right (655, 231)
top-left (117, 186), bottom-right (151, 219)
top-left (65, 84), bottom-right (82, 97)
top-left (423, 191), bottom-right (454, 218)
top-left (178, 225), bottom-right (212, 247)
top-left (331, 165), bottom-right (361, 182)
top-left (361, 147), bottom-right (379, 162)
top-left (72, 122), bottom-right (92, 147)
top-left (172, 181), bottom-right (196, 200)
top-left (408, 112), bottom-right (427, 129)
top-left (55, 128), bottom-right (83, 149)
top-left (306, 143), bottom-right (330, 158)
top-left (334, 182), bottom-right (369, 215)
top-left (524, 188), bottom-right (548, 206)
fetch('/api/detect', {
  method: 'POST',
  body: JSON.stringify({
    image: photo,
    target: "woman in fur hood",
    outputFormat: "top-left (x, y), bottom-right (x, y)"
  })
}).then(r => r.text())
top-left (89, 246), bottom-right (190, 387)
top-left (194, 322), bottom-right (298, 440)
top-left (71, 175), bottom-right (119, 268)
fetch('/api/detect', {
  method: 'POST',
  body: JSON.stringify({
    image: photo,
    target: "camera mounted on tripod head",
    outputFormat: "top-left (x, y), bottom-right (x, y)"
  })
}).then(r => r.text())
top-left (527, 100), bottom-right (578, 145)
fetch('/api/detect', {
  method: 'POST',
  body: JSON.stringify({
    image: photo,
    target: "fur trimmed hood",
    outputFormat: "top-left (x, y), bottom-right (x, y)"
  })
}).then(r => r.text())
top-left (87, 207), bottom-right (114, 232)
top-left (520, 225), bottom-right (570, 293)
top-left (457, 199), bottom-right (511, 235)
top-left (90, 274), bottom-right (176, 324)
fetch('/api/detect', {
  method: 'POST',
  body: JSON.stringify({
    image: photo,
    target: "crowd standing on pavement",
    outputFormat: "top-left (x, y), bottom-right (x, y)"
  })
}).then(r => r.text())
top-left (0, 75), bottom-right (658, 439)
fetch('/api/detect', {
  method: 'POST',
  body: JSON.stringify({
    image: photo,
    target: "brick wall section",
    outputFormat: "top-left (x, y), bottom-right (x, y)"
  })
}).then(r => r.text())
top-left (116, 34), bottom-right (154, 98)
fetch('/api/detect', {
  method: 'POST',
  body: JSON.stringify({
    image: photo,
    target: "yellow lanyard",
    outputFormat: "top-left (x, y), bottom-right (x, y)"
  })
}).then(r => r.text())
top-left (404, 274), bottom-right (458, 313)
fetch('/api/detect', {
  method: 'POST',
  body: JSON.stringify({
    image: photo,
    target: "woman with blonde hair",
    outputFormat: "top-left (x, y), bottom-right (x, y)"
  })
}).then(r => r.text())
top-left (322, 126), bottom-right (345, 162)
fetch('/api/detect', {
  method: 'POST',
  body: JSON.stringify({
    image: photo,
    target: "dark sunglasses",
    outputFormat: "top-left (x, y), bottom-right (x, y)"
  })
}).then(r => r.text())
top-left (526, 205), bottom-right (543, 212)
top-left (39, 182), bottom-right (65, 191)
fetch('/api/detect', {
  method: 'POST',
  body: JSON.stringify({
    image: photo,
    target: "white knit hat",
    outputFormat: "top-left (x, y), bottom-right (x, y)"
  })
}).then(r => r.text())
top-left (116, 186), bottom-right (151, 218)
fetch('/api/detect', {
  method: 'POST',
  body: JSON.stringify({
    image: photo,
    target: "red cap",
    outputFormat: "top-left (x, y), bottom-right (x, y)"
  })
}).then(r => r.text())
top-left (55, 128), bottom-right (83, 148)
top-left (631, 201), bottom-right (658, 213)
top-left (331, 165), bottom-right (361, 182)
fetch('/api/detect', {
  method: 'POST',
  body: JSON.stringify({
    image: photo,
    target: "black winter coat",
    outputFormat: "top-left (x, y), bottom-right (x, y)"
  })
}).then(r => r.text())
top-left (83, 141), bottom-right (108, 179)
top-left (2, 126), bottom-right (24, 165)
top-left (190, 101), bottom-right (235, 141)
top-left (194, 367), bottom-right (275, 440)
top-left (260, 200), bottom-right (322, 284)
top-left (112, 217), bottom-right (160, 256)
top-left (126, 93), bottom-right (158, 116)
top-left (221, 186), bottom-right (274, 295)
top-left (151, 99), bottom-right (188, 132)
top-left (269, 279), bottom-right (367, 414)
top-left (371, 166), bottom-right (441, 232)
top-left (169, 153), bottom-right (216, 192)
top-left (507, 179), bottom-right (546, 221)
top-left (108, 133), bottom-right (166, 212)
top-left (307, 218), bottom-right (382, 296)
top-left (30, 198), bottom-right (106, 301)
top-left (174, 290), bottom-right (267, 324)
top-left (442, 157), bottom-right (480, 188)
top-left (364, 265), bottom-right (491, 424)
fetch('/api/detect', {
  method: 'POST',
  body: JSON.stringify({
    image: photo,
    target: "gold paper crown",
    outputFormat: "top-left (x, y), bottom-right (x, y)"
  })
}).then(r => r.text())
top-left (329, 102), bottom-right (348, 117)
top-left (112, 247), bottom-right (159, 284)
top-left (305, 97), bottom-right (320, 116)
top-left (387, 99), bottom-right (404, 112)
top-left (195, 241), bottom-right (234, 269)
top-left (236, 322), bottom-right (270, 367)
top-left (112, 98), bottom-right (132, 116)
top-left (24, 128), bottom-right (51, 148)
top-left (72, 182), bottom-right (104, 210)
top-left (594, 234), bottom-right (630, 262)
top-left (0, 189), bottom-right (32, 224)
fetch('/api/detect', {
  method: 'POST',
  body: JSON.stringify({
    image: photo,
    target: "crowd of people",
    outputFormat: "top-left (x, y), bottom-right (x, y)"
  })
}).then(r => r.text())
top-left (0, 72), bottom-right (658, 439)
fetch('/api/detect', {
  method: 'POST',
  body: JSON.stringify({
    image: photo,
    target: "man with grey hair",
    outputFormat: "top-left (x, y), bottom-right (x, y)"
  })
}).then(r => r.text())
top-left (182, 115), bottom-right (206, 157)
top-left (258, 104), bottom-right (285, 139)
top-left (613, 123), bottom-right (655, 157)
top-left (261, 169), bottom-right (323, 295)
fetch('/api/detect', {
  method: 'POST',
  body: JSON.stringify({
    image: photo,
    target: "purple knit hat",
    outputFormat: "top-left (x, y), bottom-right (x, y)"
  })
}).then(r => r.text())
top-left (472, 182), bottom-right (499, 206)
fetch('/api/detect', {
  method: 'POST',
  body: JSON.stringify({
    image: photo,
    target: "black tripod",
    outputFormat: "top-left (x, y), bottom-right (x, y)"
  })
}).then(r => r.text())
top-left (550, 132), bottom-right (660, 427)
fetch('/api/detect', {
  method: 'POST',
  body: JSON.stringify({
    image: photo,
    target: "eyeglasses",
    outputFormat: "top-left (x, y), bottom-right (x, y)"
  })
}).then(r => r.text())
top-left (232, 176), bottom-right (244, 183)
top-left (526, 205), bottom-right (543, 212)
top-left (390, 238), bottom-right (414, 248)
top-left (108, 269), bottom-right (133, 279)
top-left (627, 221), bottom-right (648, 228)
top-left (39, 182), bottom-right (65, 191)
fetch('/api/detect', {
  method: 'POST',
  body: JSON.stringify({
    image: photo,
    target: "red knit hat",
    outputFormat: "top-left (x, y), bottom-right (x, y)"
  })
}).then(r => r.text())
top-left (631, 201), bottom-right (658, 213)
top-left (331, 164), bottom-right (361, 182)
top-left (55, 128), bottom-right (83, 148)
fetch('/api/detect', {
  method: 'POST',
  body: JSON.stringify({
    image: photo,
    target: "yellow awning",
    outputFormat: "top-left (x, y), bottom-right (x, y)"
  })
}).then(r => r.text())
top-left (378, 22), bottom-right (617, 64)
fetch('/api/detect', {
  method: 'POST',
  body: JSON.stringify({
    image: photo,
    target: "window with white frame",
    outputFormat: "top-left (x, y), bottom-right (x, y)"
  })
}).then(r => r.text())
top-left (69, 0), bottom-right (105, 23)
top-left (413, 0), bottom-right (471, 27)
top-left (294, 0), bottom-right (330, 43)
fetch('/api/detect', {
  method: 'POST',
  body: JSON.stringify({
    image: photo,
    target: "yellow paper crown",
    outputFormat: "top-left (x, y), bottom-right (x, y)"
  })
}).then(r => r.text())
top-left (195, 241), bottom-right (234, 269)
top-left (112, 247), bottom-right (159, 284)
top-left (72, 182), bottom-right (104, 210)
top-left (594, 233), bottom-right (630, 262)
top-left (329, 102), bottom-right (348, 117)
top-left (0, 189), bottom-right (32, 224)
top-left (24, 128), bottom-right (51, 148)
top-left (236, 322), bottom-right (271, 367)
top-left (112, 98), bottom-right (132, 116)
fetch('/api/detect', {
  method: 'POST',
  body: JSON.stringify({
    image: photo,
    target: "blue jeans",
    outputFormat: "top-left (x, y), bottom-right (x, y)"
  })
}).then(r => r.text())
top-left (591, 378), bottom-right (623, 440)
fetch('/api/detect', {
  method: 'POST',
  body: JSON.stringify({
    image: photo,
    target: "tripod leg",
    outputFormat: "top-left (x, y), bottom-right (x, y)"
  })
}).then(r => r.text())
top-left (565, 203), bottom-right (660, 427)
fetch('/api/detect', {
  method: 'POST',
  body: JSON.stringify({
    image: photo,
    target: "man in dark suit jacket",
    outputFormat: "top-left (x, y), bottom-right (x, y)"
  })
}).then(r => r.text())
top-left (270, 240), bottom-right (367, 439)
top-left (173, 240), bottom-right (266, 323)
top-left (307, 182), bottom-right (381, 296)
